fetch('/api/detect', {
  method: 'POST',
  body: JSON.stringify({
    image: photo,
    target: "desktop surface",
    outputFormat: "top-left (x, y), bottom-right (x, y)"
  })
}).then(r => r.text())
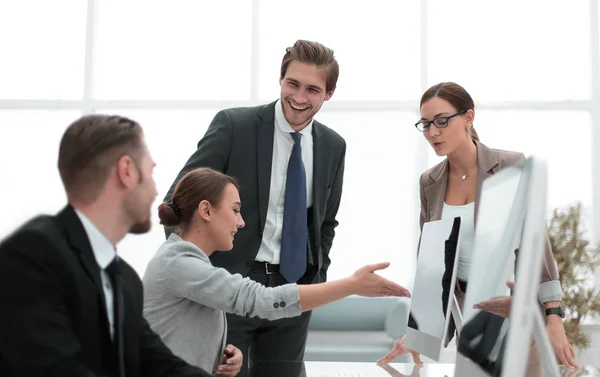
top-left (250, 361), bottom-right (600, 377)
top-left (252, 361), bottom-right (454, 377)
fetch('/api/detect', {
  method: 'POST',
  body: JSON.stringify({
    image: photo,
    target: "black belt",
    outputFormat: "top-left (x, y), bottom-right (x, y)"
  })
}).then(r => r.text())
top-left (251, 261), bottom-right (280, 275)
top-left (458, 279), bottom-right (468, 292)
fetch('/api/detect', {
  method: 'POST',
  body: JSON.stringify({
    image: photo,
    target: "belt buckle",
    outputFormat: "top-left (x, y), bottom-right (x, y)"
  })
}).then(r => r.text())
top-left (264, 262), bottom-right (274, 275)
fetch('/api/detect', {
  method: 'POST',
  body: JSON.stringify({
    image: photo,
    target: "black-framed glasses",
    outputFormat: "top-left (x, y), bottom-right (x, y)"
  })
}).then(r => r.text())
top-left (414, 109), bottom-right (467, 132)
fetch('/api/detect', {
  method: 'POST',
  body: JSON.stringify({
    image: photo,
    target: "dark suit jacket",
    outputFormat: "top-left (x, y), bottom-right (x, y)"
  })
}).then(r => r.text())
top-left (164, 101), bottom-right (346, 283)
top-left (0, 205), bottom-right (213, 377)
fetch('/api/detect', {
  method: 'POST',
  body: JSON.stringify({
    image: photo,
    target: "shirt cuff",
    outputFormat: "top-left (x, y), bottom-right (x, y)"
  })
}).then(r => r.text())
top-left (538, 280), bottom-right (563, 304)
top-left (262, 283), bottom-right (302, 320)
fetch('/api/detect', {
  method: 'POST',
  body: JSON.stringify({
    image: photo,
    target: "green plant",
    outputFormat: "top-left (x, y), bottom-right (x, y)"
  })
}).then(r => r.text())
top-left (548, 202), bottom-right (600, 349)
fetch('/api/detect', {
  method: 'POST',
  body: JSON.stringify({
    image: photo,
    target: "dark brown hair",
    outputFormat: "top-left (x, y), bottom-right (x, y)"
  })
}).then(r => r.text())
top-left (280, 39), bottom-right (339, 93)
top-left (58, 114), bottom-right (144, 203)
top-left (420, 82), bottom-right (480, 141)
top-left (158, 168), bottom-right (239, 231)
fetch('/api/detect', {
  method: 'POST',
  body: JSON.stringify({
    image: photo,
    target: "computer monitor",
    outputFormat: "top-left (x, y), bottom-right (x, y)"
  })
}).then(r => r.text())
top-left (405, 217), bottom-right (463, 361)
top-left (454, 156), bottom-right (561, 377)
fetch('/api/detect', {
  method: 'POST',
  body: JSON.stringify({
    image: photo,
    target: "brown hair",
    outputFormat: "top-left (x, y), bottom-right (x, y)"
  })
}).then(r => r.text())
top-left (158, 168), bottom-right (239, 231)
top-left (280, 39), bottom-right (339, 93)
top-left (58, 114), bottom-right (145, 203)
top-left (420, 82), bottom-right (480, 141)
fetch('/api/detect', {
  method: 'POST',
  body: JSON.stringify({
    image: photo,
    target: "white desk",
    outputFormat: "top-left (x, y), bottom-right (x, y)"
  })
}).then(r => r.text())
top-left (304, 362), bottom-right (453, 377)
top-left (302, 362), bottom-right (599, 377)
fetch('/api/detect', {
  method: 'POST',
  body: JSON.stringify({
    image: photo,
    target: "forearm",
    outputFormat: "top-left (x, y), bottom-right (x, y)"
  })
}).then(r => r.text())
top-left (297, 277), bottom-right (355, 311)
top-left (163, 252), bottom-right (301, 320)
top-left (236, 282), bottom-right (302, 320)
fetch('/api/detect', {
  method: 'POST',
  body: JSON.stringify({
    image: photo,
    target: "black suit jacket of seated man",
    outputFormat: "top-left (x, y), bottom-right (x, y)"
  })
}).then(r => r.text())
top-left (0, 205), bottom-right (215, 377)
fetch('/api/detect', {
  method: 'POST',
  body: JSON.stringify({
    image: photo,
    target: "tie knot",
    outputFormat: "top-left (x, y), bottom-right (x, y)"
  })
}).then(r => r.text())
top-left (290, 132), bottom-right (302, 146)
top-left (106, 257), bottom-right (120, 277)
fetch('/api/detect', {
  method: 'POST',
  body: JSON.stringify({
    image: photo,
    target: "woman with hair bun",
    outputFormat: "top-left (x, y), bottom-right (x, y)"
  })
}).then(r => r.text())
top-left (143, 167), bottom-right (411, 376)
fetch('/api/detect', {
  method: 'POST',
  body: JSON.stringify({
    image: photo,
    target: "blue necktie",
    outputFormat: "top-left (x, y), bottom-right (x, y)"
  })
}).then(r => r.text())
top-left (280, 132), bottom-right (307, 283)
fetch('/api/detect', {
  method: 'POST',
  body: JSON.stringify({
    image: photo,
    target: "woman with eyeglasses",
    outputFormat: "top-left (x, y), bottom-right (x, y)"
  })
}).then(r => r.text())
top-left (376, 82), bottom-right (578, 369)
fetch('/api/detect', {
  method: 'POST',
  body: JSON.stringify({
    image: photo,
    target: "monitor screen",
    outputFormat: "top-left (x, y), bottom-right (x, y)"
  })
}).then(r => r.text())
top-left (406, 216), bottom-right (463, 361)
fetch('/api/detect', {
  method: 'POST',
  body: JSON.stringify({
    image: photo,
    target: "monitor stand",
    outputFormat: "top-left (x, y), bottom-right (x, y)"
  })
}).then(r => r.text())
top-left (450, 293), bottom-right (463, 333)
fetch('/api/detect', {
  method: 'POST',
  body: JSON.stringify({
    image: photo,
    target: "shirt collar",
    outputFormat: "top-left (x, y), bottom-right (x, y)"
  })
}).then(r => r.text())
top-left (274, 99), bottom-right (313, 137)
top-left (74, 209), bottom-right (117, 269)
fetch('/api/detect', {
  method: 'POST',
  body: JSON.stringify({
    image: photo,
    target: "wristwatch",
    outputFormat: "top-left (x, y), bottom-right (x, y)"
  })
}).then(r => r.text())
top-left (545, 306), bottom-right (565, 318)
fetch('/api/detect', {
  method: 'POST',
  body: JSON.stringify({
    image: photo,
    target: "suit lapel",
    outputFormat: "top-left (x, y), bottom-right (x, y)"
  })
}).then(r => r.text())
top-left (474, 141), bottom-right (500, 224)
top-left (311, 121), bottom-right (327, 224)
top-left (57, 205), bottom-right (111, 337)
top-left (58, 206), bottom-right (105, 294)
top-left (256, 103), bottom-right (276, 231)
top-left (424, 159), bottom-right (449, 222)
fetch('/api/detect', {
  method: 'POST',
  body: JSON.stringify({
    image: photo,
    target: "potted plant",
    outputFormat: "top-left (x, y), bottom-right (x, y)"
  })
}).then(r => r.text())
top-left (548, 202), bottom-right (600, 348)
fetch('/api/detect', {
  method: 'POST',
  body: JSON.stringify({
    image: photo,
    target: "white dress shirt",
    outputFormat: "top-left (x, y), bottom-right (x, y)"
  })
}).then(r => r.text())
top-left (440, 202), bottom-right (562, 304)
top-left (74, 209), bottom-right (117, 340)
top-left (441, 202), bottom-right (476, 281)
top-left (255, 99), bottom-right (314, 264)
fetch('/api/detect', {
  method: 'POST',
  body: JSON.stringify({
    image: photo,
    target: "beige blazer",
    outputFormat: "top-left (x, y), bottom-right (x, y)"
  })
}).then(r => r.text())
top-left (418, 140), bottom-right (561, 302)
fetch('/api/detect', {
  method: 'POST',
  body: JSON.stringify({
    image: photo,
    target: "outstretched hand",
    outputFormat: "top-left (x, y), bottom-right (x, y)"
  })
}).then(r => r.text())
top-left (351, 262), bottom-right (411, 298)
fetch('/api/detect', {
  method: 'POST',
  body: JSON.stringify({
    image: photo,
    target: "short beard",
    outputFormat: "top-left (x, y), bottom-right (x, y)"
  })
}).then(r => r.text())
top-left (129, 218), bottom-right (151, 234)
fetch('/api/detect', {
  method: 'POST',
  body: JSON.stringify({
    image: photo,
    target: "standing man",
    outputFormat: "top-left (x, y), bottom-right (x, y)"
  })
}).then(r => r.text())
top-left (164, 40), bottom-right (346, 376)
top-left (0, 115), bottom-right (215, 377)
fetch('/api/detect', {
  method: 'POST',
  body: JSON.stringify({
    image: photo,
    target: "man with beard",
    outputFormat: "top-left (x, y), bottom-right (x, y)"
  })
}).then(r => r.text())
top-left (164, 40), bottom-right (346, 377)
top-left (0, 115), bottom-right (215, 377)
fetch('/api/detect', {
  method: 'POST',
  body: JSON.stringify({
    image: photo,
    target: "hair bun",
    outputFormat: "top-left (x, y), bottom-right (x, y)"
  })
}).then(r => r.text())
top-left (158, 202), bottom-right (181, 227)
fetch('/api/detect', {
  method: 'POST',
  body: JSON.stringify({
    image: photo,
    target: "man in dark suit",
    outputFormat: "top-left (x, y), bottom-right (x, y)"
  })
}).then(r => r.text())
top-left (0, 115), bottom-right (214, 377)
top-left (164, 40), bottom-right (346, 377)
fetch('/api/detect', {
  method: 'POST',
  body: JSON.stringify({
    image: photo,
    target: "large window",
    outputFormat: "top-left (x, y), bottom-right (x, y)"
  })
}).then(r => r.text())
top-left (427, 0), bottom-right (591, 101)
top-left (257, 1), bottom-right (421, 101)
top-left (0, 1), bottom-right (87, 99)
top-left (94, 1), bottom-right (252, 100)
top-left (0, 1), bottom-right (598, 290)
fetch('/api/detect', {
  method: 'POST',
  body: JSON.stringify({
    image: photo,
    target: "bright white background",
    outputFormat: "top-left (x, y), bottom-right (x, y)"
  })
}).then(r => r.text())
top-left (1, 0), bottom-right (599, 295)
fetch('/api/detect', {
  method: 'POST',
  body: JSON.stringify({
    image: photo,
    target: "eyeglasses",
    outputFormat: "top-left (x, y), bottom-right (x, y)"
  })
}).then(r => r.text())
top-left (414, 109), bottom-right (467, 132)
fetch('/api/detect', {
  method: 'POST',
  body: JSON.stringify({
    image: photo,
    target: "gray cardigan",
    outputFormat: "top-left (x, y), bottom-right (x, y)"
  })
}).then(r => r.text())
top-left (142, 234), bottom-right (302, 373)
